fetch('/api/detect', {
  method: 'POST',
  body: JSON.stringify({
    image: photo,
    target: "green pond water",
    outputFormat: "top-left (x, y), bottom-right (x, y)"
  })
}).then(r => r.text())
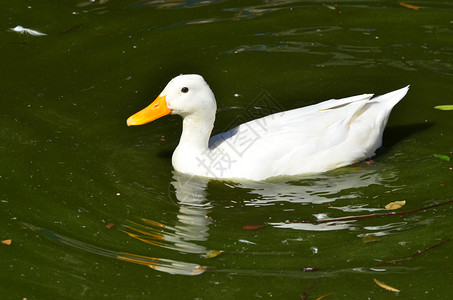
top-left (2, 0), bottom-right (453, 298)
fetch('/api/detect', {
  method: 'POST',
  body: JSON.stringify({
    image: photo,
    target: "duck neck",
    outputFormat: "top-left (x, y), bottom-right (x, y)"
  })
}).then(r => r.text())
top-left (177, 113), bottom-right (215, 153)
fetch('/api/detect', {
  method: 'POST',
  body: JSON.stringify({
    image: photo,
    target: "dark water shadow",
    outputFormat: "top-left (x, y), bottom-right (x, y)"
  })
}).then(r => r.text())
top-left (156, 149), bottom-right (173, 159)
top-left (377, 122), bottom-right (433, 156)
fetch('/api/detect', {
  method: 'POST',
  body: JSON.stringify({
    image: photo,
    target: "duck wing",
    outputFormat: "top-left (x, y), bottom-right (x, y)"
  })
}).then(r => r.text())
top-left (209, 93), bottom-right (373, 154)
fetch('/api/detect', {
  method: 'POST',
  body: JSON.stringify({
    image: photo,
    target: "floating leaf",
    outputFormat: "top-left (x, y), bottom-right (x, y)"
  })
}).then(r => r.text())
top-left (385, 200), bottom-right (406, 210)
top-left (374, 278), bottom-right (400, 293)
top-left (399, 2), bottom-right (419, 10)
top-left (203, 250), bottom-right (223, 259)
top-left (362, 234), bottom-right (381, 243)
top-left (242, 224), bottom-right (265, 230)
top-left (316, 294), bottom-right (331, 300)
top-left (2, 239), bottom-right (12, 246)
top-left (433, 154), bottom-right (451, 161)
top-left (434, 105), bottom-right (453, 111)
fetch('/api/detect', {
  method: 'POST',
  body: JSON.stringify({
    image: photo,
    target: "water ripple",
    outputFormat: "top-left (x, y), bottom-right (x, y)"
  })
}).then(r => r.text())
top-left (23, 222), bottom-right (207, 276)
top-left (132, 0), bottom-right (223, 9)
top-left (228, 40), bottom-right (453, 75)
top-left (257, 26), bottom-right (343, 36)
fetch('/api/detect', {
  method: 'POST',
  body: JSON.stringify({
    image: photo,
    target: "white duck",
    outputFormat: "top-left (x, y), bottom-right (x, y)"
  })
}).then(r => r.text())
top-left (127, 74), bottom-right (408, 181)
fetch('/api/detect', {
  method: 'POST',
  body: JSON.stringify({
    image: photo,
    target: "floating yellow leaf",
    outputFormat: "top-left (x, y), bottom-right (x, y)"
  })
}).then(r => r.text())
top-left (374, 278), bottom-right (400, 293)
top-left (2, 239), bottom-right (12, 246)
top-left (362, 234), bottom-right (381, 244)
top-left (203, 250), bottom-right (223, 259)
top-left (385, 200), bottom-right (406, 210)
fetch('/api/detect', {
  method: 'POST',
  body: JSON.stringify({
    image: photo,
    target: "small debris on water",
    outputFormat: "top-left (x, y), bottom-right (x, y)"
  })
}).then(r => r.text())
top-left (242, 224), bottom-right (265, 230)
top-left (10, 25), bottom-right (47, 36)
top-left (362, 234), bottom-right (381, 243)
top-left (399, 2), bottom-right (420, 10)
top-left (385, 200), bottom-right (406, 210)
top-left (2, 239), bottom-right (12, 246)
top-left (203, 250), bottom-right (224, 259)
top-left (301, 266), bottom-right (318, 272)
top-left (238, 239), bottom-right (256, 245)
top-left (364, 159), bottom-right (375, 165)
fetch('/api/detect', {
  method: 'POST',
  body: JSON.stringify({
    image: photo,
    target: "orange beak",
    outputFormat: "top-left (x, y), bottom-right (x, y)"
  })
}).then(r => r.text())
top-left (127, 95), bottom-right (172, 126)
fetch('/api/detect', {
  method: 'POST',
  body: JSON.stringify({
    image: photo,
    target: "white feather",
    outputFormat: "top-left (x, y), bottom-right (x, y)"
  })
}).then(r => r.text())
top-left (10, 26), bottom-right (47, 36)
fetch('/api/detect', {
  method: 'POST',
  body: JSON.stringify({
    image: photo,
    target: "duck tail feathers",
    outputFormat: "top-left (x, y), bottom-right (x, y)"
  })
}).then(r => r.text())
top-left (372, 85), bottom-right (409, 108)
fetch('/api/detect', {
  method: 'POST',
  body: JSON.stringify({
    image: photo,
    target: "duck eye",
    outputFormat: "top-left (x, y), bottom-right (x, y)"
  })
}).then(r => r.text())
top-left (181, 87), bottom-right (189, 93)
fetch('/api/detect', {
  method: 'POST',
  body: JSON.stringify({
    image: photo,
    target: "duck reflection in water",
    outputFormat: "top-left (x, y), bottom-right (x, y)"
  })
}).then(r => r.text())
top-left (120, 166), bottom-right (400, 274)
top-left (119, 172), bottom-right (213, 275)
top-left (122, 172), bottom-right (212, 255)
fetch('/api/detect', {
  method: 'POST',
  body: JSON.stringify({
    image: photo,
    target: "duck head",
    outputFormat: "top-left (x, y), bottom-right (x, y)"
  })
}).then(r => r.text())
top-left (127, 74), bottom-right (217, 126)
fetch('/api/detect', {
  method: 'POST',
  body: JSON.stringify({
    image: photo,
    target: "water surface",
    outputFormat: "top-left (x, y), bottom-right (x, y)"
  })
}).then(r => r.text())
top-left (2, 0), bottom-right (453, 298)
